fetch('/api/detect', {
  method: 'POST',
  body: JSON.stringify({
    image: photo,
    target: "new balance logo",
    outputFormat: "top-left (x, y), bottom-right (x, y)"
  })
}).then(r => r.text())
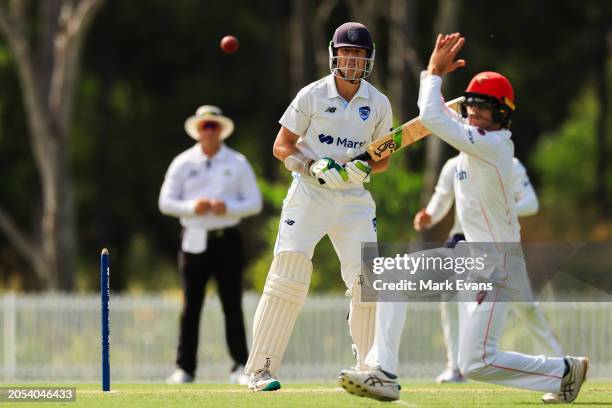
top-left (284, 219), bottom-right (295, 226)
top-left (325, 106), bottom-right (337, 113)
top-left (318, 134), bottom-right (334, 144)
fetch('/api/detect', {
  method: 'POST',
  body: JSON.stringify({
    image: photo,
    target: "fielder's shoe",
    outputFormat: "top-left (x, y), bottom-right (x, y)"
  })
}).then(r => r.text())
top-left (229, 364), bottom-right (250, 385)
top-left (542, 356), bottom-right (588, 404)
top-left (436, 368), bottom-right (466, 384)
top-left (248, 369), bottom-right (281, 391)
top-left (166, 368), bottom-right (194, 384)
top-left (338, 367), bottom-right (400, 401)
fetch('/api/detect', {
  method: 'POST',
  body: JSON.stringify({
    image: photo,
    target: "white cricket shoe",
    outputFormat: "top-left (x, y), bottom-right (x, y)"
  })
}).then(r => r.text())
top-left (166, 368), bottom-right (194, 384)
top-left (248, 369), bottom-right (281, 391)
top-left (436, 368), bottom-right (466, 384)
top-left (229, 364), bottom-right (250, 385)
top-left (338, 367), bottom-right (400, 402)
top-left (542, 356), bottom-right (588, 404)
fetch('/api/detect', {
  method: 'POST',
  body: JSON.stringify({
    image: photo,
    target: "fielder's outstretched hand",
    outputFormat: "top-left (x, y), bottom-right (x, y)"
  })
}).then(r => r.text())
top-left (427, 32), bottom-right (466, 76)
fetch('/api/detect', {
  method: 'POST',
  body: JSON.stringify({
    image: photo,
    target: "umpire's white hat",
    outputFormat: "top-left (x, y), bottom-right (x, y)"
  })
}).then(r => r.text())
top-left (184, 105), bottom-right (234, 140)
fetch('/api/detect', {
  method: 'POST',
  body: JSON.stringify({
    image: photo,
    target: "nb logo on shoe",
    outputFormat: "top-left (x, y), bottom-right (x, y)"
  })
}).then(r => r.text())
top-left (318, 134), bottom-right (334, 145)
top-left (284, 219), bottom-right (295, 226)
top-left (325, 106), bottom-right (337, 113)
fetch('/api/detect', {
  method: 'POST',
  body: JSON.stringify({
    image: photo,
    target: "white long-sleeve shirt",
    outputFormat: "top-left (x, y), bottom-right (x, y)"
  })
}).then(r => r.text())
top-left (159, 143), bottom-right (262, 252)
top-left (418, 72), bottom-right (521, 242)
top-left (425, 156), bottom-right (539, 236)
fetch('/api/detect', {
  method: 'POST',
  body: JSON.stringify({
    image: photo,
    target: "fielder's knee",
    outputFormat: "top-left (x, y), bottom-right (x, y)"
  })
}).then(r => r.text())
top-left (458, 348), bottom-right (496, 380)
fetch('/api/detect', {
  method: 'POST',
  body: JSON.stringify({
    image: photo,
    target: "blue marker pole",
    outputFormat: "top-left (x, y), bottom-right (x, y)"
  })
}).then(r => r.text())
top-left (100, 248), bottom-right (110, 391)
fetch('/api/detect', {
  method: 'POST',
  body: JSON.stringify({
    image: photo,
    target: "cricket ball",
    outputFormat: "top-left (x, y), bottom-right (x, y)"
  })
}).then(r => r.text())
top-left (220, 35), bottom-right (239, 54)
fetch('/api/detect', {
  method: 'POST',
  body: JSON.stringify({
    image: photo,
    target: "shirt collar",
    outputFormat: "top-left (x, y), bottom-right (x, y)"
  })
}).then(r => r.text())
top-left (192, 143), bottom-right (228, 163)
top-left (325, 74), bottom-right (370, 101)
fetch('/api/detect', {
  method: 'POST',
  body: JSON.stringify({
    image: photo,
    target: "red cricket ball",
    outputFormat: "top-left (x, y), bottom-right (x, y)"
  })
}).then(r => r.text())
top-left (220, 35), bottom-right (239, 54)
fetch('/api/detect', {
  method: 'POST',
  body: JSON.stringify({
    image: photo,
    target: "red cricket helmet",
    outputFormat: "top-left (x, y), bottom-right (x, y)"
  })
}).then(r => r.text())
top-left (461, 71), bottom-right (515, 128)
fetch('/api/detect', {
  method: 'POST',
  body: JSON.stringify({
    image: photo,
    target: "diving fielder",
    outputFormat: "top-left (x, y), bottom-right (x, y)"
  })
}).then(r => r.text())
top-left (245, 22), bottom-right (393, 391)
top-left (340, 33), bottom-right (587, 404)
top-left (414, 155), bottom-right (563, 385)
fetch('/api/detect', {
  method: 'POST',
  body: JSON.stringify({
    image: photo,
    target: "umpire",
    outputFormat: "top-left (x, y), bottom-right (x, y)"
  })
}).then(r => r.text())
top-left (159, 105), bottom-right (262, 384)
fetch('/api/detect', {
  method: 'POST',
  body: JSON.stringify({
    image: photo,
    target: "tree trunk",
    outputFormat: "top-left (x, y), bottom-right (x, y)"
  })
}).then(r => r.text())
top-left (0, 0), bottom-right (105, 290)
top-left (420, 0), bottom-right (459, 242)
top-left (311, 0), bottom-right (338, 76)
top-left (387, 0), bottom-right (420, 121)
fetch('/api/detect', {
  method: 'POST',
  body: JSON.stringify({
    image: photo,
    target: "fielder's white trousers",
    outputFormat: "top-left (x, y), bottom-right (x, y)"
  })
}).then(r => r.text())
top-left (440, 301), bottom-right (563, 371)
top-left (365, 249), bottom-right (566, 393)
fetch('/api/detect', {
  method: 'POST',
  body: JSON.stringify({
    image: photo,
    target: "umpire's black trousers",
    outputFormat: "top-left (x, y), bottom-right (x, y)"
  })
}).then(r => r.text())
top-left (176, 226), bottom-right (248, 376)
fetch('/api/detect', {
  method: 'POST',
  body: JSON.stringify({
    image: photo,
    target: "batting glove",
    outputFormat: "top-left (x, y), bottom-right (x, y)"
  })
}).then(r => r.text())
top-left (310, 157), bottom-right (349, 189)
top-left (344, 160), bottom-right (371, 184)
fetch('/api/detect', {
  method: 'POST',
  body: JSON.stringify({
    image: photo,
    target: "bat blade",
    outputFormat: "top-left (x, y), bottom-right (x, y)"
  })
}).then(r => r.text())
top-left (360, 97), bottom-right (463, 162)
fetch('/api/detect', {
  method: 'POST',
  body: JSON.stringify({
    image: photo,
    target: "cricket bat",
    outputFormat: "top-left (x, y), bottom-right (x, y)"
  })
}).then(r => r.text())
top-left (350, 96), bottom-right (464, 162)
top-left (317, 97), bottom-right (463, 184)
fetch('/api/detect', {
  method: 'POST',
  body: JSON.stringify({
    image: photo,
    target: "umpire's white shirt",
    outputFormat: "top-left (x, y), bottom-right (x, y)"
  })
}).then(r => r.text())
top-left (419, 73), bottom-right (521, 243)
top-left (426, 156), bottom-right (539, 236)
top-left (280, 74), bottom-right (393, 189)
top-left (159, 143), bottom-right (262, 253)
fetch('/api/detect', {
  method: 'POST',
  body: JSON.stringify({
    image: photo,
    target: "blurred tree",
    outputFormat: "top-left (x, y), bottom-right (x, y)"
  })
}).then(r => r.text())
top-left (0, 0), bottom-right (105, 289)
top-left (419, 0), bottom-right (459, 243)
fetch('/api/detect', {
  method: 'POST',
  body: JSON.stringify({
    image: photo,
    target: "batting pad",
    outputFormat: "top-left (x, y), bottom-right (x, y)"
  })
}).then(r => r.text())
top-left (349, 278), bottom-right (376, 369)
top-left (245, 251), bottom-right (312, 374)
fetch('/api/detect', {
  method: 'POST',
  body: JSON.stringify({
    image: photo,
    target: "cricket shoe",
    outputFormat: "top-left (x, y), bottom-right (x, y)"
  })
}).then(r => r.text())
top-left (338, 367), bottom-right (400, 401)
top-left (436, 368), bottom-right (466, 384)
top-left (229, 364), bottom-right (250, 385)
top-left (166, 368), bottom-right (194, 384)
top-left (542, 356), bottom-right (588, 404)
top-left (248, 369), bottom-right (281, 391)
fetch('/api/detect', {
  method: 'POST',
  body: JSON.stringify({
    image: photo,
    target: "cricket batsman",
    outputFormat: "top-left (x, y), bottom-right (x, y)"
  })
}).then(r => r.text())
top-left (340, 33), bottom-right (587, 404)
top-left (244, 22), bottom-right (393, 391)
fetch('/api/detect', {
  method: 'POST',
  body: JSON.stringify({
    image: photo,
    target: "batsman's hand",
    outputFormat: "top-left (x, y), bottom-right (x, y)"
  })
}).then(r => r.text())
top-left (427, 32), bottom-right (466, 76)
top-left (344, 160), bottom-right (371, 185)
top-left (413, 208), bottom-right (432, 231)
top-left (310, 157), bottom-right (348, 189)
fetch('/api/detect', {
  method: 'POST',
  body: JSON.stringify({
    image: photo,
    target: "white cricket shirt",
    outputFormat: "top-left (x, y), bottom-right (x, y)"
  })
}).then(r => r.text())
top-left (426, 156), bottom-right (539, 236)
top-left (279, 74), bottom-right (393, 189)
top-left (419, 72), bottom-right (521, 242)
top-left (159, 143), bottom-right (262, 253)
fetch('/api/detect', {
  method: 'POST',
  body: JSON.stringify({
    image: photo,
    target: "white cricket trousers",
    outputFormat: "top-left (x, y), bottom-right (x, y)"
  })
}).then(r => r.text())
top-left (274, 176), bottom-right (378, 289)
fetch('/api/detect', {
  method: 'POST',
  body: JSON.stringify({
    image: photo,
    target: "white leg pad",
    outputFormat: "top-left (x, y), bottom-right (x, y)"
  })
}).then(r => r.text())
top-left (349, 277), bottom-right (376, 369)
top-left (245, 251), bottom-right (312, 375)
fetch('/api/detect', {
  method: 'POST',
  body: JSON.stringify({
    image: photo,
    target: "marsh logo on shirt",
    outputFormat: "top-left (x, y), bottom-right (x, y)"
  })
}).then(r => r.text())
top-left (359, 106), bottom-right (370, 121)
top-left (318, 133), bottom-right (365, 149)
top-left (318, 134), bottom-right (334, 144)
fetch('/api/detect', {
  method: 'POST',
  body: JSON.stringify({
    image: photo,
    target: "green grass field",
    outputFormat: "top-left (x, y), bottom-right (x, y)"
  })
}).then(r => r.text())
top-left (3, 381), bottom-right (611, 407)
